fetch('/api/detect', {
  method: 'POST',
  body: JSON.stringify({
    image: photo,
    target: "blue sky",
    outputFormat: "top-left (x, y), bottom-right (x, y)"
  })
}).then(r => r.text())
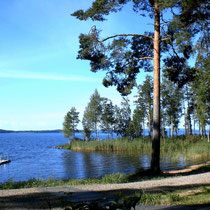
top-left (0, 0), bottom-right (155, 130)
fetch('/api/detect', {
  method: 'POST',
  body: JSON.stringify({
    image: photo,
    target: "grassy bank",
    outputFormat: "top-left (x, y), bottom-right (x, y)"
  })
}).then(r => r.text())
top-left (1, 164), bottom-right (210, 190)
top-left (125, 186), bottom-right (210, 206)
top-left (56, 136), bottom-right (210, 162)
top-left (0, 173), bottom-right (128, 190)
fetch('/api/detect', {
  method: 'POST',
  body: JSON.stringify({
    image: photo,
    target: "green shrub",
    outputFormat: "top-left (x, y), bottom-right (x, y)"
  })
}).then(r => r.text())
top-left (185, 135), bottom-right (201, 143)
top-left (169, 193), bottom-right (183, 202)
top-left (140, 192), bottom-right (162, 204)
top-left (101, 173), bottom-right (128, 184)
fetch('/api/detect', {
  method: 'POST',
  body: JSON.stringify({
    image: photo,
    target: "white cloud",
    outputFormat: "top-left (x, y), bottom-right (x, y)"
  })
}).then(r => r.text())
top-left (0, 70), bottom-right (100, 82)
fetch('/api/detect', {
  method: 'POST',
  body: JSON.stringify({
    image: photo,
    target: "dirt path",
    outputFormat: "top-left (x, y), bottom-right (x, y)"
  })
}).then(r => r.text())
top-left (1, 172), bottom-right (210, 197)
top-left (0, 171), bottom-right (210, 209)
top-left (70, 171), bottom-right (210, 192)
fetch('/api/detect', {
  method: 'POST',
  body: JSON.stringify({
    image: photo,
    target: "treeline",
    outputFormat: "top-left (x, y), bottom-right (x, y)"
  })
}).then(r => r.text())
top-left (63, 66), bottom-right (209, 142)
top-left (63, 90), bottom-right (132, 141)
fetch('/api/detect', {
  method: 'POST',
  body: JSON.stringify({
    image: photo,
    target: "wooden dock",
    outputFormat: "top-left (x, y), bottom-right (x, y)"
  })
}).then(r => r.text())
top-left (0, 159), bottom-right (11, 165)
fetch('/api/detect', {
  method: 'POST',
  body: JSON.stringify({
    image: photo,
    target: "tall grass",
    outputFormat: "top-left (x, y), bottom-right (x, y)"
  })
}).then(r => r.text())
top-left (69, 136), bottom-right (209, 152)
top-left (70, 137), bottom-right (152, 152)
top-left (66, 136), bottom-right (210, 163)
top-left (161, 136), bottom-right (210, 161)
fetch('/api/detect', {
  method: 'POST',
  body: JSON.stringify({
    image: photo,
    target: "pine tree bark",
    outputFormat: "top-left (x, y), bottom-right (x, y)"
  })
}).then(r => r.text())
top-left (171, 120), bottom-right (174, 138)
top-left (151, 0), bottom-right (161, 174)
top-left (199, 121), bottom-right (201, 135)
top-left (187, 107), bottom-right (192, 135)
top-left (184, 104), bottom-right (187, 136)
top-left (148, 103), bottom-right (151, 136)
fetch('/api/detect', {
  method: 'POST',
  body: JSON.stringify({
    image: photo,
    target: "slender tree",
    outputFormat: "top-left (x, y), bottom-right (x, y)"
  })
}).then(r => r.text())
top-left (100, 98), bottom-right (116, 139)
top-left (63, 107), bottom-right (80, 143)
top-left (135, 75), bottom-right (153, 136)
top-left (82, 105), bottom-right (94, 140)
top-left (82, 89), bottom-right (103, 140)
top-left (114, 97), bottom-right (131, 137)
top-left (161, 77), bottom-right (183, 137)
top-left (126, 120), bottom-right (136, 140)
top-left (192, 52), bottom-right (210, 139)
top-left (132, 107), bottom-right (144, 138)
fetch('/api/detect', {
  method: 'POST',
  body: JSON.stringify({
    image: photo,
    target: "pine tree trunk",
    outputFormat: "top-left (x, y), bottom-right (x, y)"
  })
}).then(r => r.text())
top-left (162, 117), bottom-right (165, 143)
top-left (201, 126), bottom-right (203, 138)
top-left (95, 124), bottom-right (98, 140)
top-left (203, 124), bottom-right (206, 138)
top-left (186, 86), bottom-right (192, 135)
top-left (188, 112), bottom-right (192, 135)
top-left (185, 116), bottom-right (187, 135)
top-left (184, 103), bottom-right (187, 136)
top-left (171, 120), bottom-right (174, 138)
top-left (148, 103), bottom-right (151, 136)
top-left (108, 128), bottom-right (110, 140)
top-left (151, 0), bottom-right (161, 174)
top-left (199, 121), bottom-right (201, 135)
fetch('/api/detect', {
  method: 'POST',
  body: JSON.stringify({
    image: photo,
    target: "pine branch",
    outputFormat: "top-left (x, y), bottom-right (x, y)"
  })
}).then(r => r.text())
top-left (170, 8), bottom-right (178, 16)
top-left (168, 39), bottom-right (180, 58)
top-left (121, 56), bottom-right (153, 70)
top-left (137, 57), bottom-right (154, 60)
top-left (161, 37), bottom-right (171, 41)
top-left (100, 34), bottom-right (154, 43)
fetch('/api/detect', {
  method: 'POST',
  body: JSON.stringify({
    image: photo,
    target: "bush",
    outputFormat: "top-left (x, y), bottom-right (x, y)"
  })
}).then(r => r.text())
top-left (101, 173), bottom-right (128, 184)
top-left (140, 192), bottom-right (162, 204)
top-left (186, 135), bottom-right (201, 143)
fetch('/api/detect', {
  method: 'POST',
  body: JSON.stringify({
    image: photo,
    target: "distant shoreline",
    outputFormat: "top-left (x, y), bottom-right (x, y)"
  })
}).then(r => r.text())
top-left (0, 129), bottom-right (62, 133)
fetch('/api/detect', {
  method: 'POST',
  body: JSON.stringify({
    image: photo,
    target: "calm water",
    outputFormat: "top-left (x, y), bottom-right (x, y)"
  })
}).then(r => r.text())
top-left (0, 132), bottom-right (208, 183)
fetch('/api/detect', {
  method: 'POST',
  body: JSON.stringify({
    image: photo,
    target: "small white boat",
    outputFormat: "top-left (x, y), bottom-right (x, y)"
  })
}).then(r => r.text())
top-left (0, 159), bottom-right (11, 165)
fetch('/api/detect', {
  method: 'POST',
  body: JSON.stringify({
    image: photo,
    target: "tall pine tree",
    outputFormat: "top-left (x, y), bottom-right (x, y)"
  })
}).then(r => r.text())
top-left (72, 0), bottom-right (209, 173)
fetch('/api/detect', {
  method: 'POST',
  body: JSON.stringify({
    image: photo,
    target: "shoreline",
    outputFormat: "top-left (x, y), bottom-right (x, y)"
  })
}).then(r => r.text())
top-left (0, 160), bottom-right (209, 188)
top-left (165, 160), bottom-right (210, 174)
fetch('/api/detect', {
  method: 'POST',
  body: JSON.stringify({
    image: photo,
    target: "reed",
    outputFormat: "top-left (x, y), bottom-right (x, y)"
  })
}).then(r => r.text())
top-left (66, 136), bottom-right (210, 163)
top-left (70, 137), bottom-right (152, 152)
top-left (160, 137), bottom-right (210, 161)
top-left (69, 136), bottom-right (209, 154)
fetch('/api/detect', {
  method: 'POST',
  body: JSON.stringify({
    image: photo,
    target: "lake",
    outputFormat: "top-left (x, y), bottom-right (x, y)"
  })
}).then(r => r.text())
top-left (0, 132), bottom-right (208, 183)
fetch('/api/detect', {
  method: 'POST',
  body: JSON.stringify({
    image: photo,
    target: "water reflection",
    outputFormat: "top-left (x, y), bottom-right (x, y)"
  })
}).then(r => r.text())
top-left (62, 150), bottom-right (152, 179)
top-left (139, 155), bottom-right (151, 169)
top-left (62, 149), bottom-right (210, 180)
